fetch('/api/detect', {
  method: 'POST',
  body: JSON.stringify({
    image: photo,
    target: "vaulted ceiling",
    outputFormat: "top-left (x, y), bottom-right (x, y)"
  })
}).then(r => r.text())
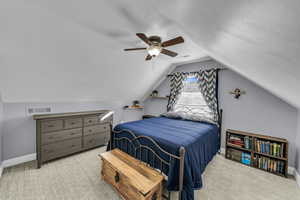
top-left (0, 0), bottom-right (299, 108)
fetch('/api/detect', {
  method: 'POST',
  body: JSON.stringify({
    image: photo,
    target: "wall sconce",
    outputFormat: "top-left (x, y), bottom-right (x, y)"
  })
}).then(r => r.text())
top-left (229, 88), bottom-right (246, 99)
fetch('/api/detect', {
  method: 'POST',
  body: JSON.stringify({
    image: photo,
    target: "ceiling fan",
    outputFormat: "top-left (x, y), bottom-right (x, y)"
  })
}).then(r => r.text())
top-left (124, 33), bottom-right (184, 61)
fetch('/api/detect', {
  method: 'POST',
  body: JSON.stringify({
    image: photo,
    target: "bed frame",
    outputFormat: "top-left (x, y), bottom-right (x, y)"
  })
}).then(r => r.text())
top-left (109, 110), bottom-right (223, 200)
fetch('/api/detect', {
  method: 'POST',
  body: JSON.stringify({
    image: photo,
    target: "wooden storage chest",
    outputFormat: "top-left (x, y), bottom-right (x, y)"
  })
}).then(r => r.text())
top-left (100, 149), bottom-right (164, 200)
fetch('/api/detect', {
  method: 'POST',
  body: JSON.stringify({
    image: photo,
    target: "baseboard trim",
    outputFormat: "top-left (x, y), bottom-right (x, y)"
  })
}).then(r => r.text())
top-left (2, 153), bottom-right (36, 168)
top-left (288, 166), bottom-right (295, 176)
top-left (220, 147), bottom-right (225, 155)
top-left (295, 170), bottom-right (300, 188)
top-left (0, 164), bottom-right (3, 178)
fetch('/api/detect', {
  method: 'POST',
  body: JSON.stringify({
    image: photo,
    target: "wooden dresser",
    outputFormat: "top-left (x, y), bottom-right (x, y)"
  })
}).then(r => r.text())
top-left (34, 110), bottom-right (113, 168)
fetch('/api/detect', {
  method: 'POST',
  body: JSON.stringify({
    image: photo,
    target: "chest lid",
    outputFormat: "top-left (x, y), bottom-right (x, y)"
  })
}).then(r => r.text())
top-left (100, 149), bottom-right (164, 196)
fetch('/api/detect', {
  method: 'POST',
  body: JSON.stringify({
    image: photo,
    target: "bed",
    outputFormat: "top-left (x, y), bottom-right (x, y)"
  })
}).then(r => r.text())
top-left (108, 112), bottom-right (222, 200)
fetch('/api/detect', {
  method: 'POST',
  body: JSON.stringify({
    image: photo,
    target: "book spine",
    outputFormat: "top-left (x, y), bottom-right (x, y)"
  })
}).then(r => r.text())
top-left (280, 144), bottom-right (284, 157)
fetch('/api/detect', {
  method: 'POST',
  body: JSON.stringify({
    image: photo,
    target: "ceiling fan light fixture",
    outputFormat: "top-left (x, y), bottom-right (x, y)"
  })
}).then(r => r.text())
top-left (124, 33), bottom-right (184, 60)
top-left (147, 45), bottom-right (162, 57)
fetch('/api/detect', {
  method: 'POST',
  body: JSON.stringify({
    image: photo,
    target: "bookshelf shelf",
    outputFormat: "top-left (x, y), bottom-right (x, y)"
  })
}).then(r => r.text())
top-left (254, 152), bottom-right (287, 161)
top-left (225, 129), bottom-right (289, 177)
top-left (227, 143), bottom-right (252, 153)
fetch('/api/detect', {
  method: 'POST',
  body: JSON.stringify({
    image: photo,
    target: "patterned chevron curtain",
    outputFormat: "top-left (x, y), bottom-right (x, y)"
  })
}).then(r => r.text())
top-left (167, 72), bottom-right (188, 111)
top-left (195, 69), bottom-right (219, 122)
top-left (167, 69), bottom-right (219, 122)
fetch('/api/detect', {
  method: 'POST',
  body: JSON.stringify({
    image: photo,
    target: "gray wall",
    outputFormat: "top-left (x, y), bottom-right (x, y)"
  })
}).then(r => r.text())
top-left (144, 60), bottom-right (298, 167)
top-left (0, 93), bottom-right (3, 165)
top-left (2, 101), bottom-right (143, 160)
top-left (296, 111), bottom-right (300, 173)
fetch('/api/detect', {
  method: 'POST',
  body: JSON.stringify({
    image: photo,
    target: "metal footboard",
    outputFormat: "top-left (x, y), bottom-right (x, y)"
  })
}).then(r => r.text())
top-left (110, 128), bottom-right (185, 200)
top-left (109, 109), bottom-right (223, 200)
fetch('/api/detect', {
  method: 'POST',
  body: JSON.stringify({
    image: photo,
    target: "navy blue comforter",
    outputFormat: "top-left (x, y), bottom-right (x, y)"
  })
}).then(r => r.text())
top-left (111, 117), bottom-right (220, 200)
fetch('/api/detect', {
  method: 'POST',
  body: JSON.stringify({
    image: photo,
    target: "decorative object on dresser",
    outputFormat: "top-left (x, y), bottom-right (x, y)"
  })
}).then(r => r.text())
top-left (226, 129), bottom-right (288, 177)
top-left (33, 110), bottom-right (113, 168)
top-left (100, 149), bottom-right (164, 200)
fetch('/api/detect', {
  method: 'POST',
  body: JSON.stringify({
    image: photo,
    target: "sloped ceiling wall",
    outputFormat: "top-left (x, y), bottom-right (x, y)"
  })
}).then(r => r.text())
top-left (158, 0), bottom-right (300, 108)
top-left (0, 0), bottom-right (299, 108)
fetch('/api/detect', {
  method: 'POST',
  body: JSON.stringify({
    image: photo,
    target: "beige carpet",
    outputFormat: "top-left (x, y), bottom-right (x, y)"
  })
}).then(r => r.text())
top-left (0, 146), bottom-right (299, 200)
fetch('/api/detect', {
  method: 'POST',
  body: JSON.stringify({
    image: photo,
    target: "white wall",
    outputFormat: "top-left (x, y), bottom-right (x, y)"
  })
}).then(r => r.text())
top-left (0, 93), bottom-right (3, 165)
top-left (296, 111), bottom-right (300, 174)
top-left (144, 60), bottom-right (298, 167)
top-left (2, 101), bottom-right (143, 160)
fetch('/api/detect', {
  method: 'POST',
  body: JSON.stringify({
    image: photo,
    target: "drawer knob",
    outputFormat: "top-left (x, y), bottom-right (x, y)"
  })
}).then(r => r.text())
top-left (151, 192), bottom-right (157, 200)
top-left (89, 120), bottom-right (92, 123)
top-left (89, 130), bottom-right (92, 132)
top-left (114, 172), bottom-right (120, 183)
top-left (71, 122), bottom-right (75, 125)
top-left (48, 125), bottom-right (54, 128)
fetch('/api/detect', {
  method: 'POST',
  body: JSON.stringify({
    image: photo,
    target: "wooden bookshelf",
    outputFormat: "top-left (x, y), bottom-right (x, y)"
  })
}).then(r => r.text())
top-left (225, 129), bottom-right (289, 177)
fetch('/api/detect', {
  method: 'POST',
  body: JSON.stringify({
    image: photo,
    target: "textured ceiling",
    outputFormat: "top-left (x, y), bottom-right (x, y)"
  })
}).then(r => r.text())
top-left (0, 0), bottom-right (299, 108)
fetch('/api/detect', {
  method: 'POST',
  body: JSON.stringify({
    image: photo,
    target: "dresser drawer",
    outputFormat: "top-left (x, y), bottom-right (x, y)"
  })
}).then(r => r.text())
top-left (83, 133), bottom-right (107, 149)
top-left (64, 118), bottom-right (82, 129)
top-left (41, 120), bottom-right (63, 132)
top-left (42, 138), bottom-right (82, 162)
top-left (84, 115), bottom-right (100, 126)
top-left (83, 124), bottom-right (110, 136)
top-left (42, 128), bottom-right (82, 145)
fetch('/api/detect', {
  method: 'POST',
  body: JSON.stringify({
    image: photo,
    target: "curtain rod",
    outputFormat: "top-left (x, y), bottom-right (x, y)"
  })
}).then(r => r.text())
top-left (166, 68), bottom-right (228, 77)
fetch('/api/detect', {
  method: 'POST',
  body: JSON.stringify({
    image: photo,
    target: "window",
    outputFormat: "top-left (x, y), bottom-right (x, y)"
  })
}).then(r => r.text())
top-left (173, 75), bottom-right (214, 118)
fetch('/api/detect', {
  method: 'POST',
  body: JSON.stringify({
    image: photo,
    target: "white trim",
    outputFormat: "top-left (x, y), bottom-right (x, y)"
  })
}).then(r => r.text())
top-left (288, 166), bottom-right (295, 176)
top-left (0, 164), bottom-right (3, 178)
top-left (2, 153), bottom-right (36, 168)
top-left (220, 147), bottom-right (226, 155)
top-left (295, 170), bottom-right (300, 188)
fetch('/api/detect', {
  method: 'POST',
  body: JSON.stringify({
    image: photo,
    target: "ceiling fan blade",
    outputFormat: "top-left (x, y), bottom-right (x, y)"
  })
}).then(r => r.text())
top-left (161, 36), bottom-right (184, 47)
top-left (161, 49), bottom-right (178, 57)
top-left (136, 33), bottom-right (151, 45)
top-left (145, 54), bottom-right (152, 61)
top-left (124, 48), bottom-right (147, 51)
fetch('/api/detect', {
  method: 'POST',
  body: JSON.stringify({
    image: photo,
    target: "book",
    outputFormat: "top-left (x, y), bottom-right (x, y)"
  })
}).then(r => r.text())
top-left (255, 156), bottom-right (285, 175)
top-left (242, 152), bottom-right (251, 165)
top-left (255, 140), bottom-right (284, 158)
